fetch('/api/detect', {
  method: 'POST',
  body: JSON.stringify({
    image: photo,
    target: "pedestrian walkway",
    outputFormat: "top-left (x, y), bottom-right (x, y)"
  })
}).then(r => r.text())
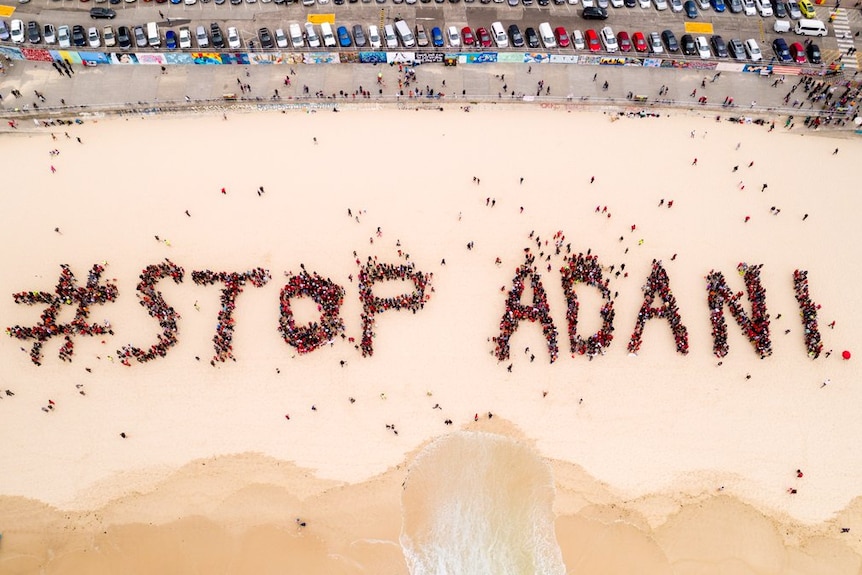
top-left (830, 8), bottom-right (858, 70)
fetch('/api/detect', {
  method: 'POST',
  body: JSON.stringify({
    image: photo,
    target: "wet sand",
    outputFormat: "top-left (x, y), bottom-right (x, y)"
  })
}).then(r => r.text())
top-left (1, 105), bottom-right (861, 573)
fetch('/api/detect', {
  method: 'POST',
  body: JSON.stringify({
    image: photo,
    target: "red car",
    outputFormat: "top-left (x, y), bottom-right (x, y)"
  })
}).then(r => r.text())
top-left (555, 26), bottom-right (570, 47)
top-left (585, 29), bottom-right (601, 52)
top-left (632, 31), bottom-right (647, 53)
top-left (617, 30), bottom-right (632, 52)
top-left (461, 27), bottom-right (475, 46)
top-left (476, 27), bottom-right (492, 47)
top-left (789, 42), bottom-right (806, 63)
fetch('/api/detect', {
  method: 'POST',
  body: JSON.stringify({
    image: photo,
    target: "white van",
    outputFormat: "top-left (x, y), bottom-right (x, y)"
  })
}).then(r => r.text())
top-left (383, 24), bottom-right (397, 48)
top-left (491, 21), bottom-right (508, 48)
top-left (794, 18), bottom-right (827, 36)
top-left (394, 20), bottom-right (415, 47)
top-left (773, 20), bottom-right (791, 33)
top-left (538, 22), bottom-right (556, 48)
top-left (146, 21), bottom-right (160, 47)
top-left (304, 22), bottom-right (320, 47)
top-left (320, 21), bottom-right (336, 47)
top-left (289, 23), bottom-right (304, 47)
top-left (368, 24), bottom-right (381, 48)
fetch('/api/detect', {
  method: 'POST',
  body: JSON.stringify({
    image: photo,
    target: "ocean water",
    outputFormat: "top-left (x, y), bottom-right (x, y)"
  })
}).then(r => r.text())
top-left (400, 431), bottom-right (566, 575)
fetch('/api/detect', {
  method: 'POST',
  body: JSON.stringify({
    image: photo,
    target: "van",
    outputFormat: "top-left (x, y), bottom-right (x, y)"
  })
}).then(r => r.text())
top-left (304, 22), bottom-right (320, 48)
top-left (320, 22), bottom-right (336, 47)
top-left (383, 24), bottom-right (397, 48)
top-left (394, 20), bottom-right (414, 47)
top-left (368, 24), bottom-right (381, 48)
top-left (773, 20), bottom-right (791, 33)
top-left (538, 22), bottom-right (556, 48)
top-left (195, 25), bottom-right (208, 48)
top-left (491, 21), bottom-right (508, 47)
top-left (289, 22), bottom-right (304, 47)
top-left (146, 21), bottom-right (160, 47)
top-left (794, 18), bottom-right (827, 36)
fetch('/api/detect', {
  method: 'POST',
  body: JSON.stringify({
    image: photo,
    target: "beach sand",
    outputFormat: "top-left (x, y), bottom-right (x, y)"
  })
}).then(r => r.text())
top-left (1, 105), bottom-right (861, 573)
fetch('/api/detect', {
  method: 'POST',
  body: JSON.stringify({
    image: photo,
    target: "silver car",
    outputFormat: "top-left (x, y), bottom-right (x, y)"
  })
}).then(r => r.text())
top-left (133, 25), bottom-right (147, 47)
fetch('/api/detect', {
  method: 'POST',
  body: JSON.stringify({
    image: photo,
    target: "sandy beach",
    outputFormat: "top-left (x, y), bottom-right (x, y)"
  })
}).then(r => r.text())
top-left (1, 103), bottom-right (861, 573)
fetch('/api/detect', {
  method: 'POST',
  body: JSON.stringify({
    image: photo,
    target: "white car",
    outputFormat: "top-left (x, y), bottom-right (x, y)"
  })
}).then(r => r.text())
top-left (103, 25), bottom-right (115, 47)
top-left (610, 0), bottom-right (624, 6)
top-left (742, 0), bottom-right (757, 14)
top-left (695, 35), bottom-right (711, 58)
top-left (227, 26), bottom-right (241, 49)
top-left (582, 0), bottom-right (595, 6)
top-left (185, 0), bottom-right (196, 5)
top-left (600, 26), bottom-right (618, 51)
top-left (383, 24), bottom-right (397, 48)
top-left (178, 26), bottom-right (192, 49)
top-left (697, 0), bottom-right (710, 7)
top-left (653, 0), bottom-right (668, 9)
top-left (368, 24), bottom-right (382, 48)
top-left (755, 0), bottom-right (772, 14)
top-left (744, 38), bottom-right (762, 60)
top-left (43, 24), bottom-right (56, 44)
top-left (10, 19), bottom-right (24, 43)
top-left (304, 22), bottom-right (320, 48)
top-left (446, 25), bottom-right (460, 47)
top-left (275, 27), bottom-right (288, 48)
top-left (195, 25), bottom-right (209, 48)
top-left (648, 31), bottom-right (663, 53)
top-left (57, 24), bottom-right (70, 48)
top-left (670, 0), bottom-right (683, 10)
top-left (87, 26), bottom-right (100, 47)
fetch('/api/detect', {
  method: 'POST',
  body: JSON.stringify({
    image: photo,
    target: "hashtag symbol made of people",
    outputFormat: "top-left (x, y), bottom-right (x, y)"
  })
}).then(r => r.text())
top-left (6, 264), bottom-right (118, 365)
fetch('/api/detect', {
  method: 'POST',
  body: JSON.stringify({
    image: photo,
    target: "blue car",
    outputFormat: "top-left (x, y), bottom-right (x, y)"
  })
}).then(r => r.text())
top-left (772, 37), bottom-right (791, 62)
top-left (684, 0), bottom-right (699, 16)
top-left (710, 0), bottom-right (726, 10)
top-left (337, 26), bottom-right (352, 47)
top-left (165, 29), bottom-right (177, 50)
top-left (431, 26), bottom-right (444, 47)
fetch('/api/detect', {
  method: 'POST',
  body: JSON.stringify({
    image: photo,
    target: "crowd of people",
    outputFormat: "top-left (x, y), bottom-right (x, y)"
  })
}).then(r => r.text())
top-left (705, 263), bottom-right (772, 359)
top-left (192, 268), bottom-right (271, 364)
top-left (7, 263), bottom-right (118, 366)
top-left (627, 259), bottom-right (689, 356)
top-left (278, 271), bottom-right (345, 354)
top-left (357, 259), bottom-right (432, 357)
top-left (493, 252), bottom-right (560, 363)
top-left (560, 253), bottom-right (615, 358)
top-left (793, 269), bottom-right (823, 359)
top-left (117, 260), bottom-right (185, 366)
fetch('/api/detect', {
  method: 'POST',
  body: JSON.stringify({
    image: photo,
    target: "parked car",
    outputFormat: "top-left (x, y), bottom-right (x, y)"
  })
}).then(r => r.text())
top-left (354, 24), bottom-right (367, 47)
top-left (209, 23), bottom-right (223, 48)
top-left (416, 23), bottom-right (428, 46)
top-left (710, 0), bottom-right (725, 10)
top-left (806, 42), bottom-right (821, 63)
top-left (695, 35), bottom-right (711, 58)
top-left (745, 38), bottom-right (762, 61)
top-left (0, 20), bottom-right (9, 42)
top-left (335, 26), bottom-right (350, 47)
top-left (653, 0), bottom-right (668, 9)
top-left (585, 28), bottom-right (601, 51)
top-left (648, 31), bottom-right (663, 53)
top-left (58, 25), bottom-right (71, 48)
top-left (89, 7), bottom-right (116, 18)
top-left (446, 25), bottom-right (460, 47)
top-left (276, 27), bottom-right (290, 48)
top-left (710, 34), bottom-right (728, 57)
top-left (165, 29), bottom-right (177, 49)
top-left (772, 0), bottom-right (787, 17)
top-left (73, 25), bottom-right (87, 47)
top-left (525, 27), bottom-right (539, 48)
top-left (772, 37), bottom-right (792, 61)
top-left (102, 25), bottom-right (115, 47)
top-left (461, 26), bottom-right (474, 46)
top-left (600, 26), bottom-right (617, 51)
top-left (367, 25), bottom-right (381, 48)
top-left (508, 24), bottom-right (523, 47)
top-left (670, 0), bottom-right (684, 11)
top-left (661, 29), bottom-right (679, 52)
top-left (10, 19), bottom-right (24, 43)
top-left (742, 0), bottom-right (757, 14)
top-left (116, 25), bottom-right (130, 48)
top-left (684, 0), bottom-right (698, 16)
top-left (87, 26), bottom-right (100, 47)
top-left (798, 0), bottom-right (815, 17)
top-left (728, 38), bottom-right (745, 59)
top-left (572, 29), bottom-right (585, 49)
top-left (475, 27), bottom-right (491, 47)
top-left (789, 41), bottom-right (806, 62)
top-left (617, 30), bottom-right (631, 52)
top-left (728, 0), bottom-right (743, 11)
top-left (554, 26), bottom-right (569, 47)
top-left (27, 20), bottom-right (41, 43)
top-left (44, 23), bottom-right (56, 44)
top-left (227, 26), bottom-right (241, 49)
top-left (195, 25), bottom-right (209, 48)
top-left (680, 33), bottom-right (696, 55)
top-left (755, 0), bottom-right (773, 15)
top-left (178, 26), bottom-right (191, 49)
top-left (785, 0), bottom-right (801, 17)
top-left (632, 31), bottom-right (647, 52)
top-left (258, 27), bottom-right (274, 49)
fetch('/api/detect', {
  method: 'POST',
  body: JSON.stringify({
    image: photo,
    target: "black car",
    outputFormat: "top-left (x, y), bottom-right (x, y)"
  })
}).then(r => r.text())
top-left (711, 34), bottom-right (728, 57)
top-left (680, 33), bottom-right (696, 55)
top-left (624, 0), bottom-right (637, 5)
top-left (258, 27), bottom-right (274, 49)
top-left (72, 25), bottom-right (86, 47)
top-left (508, 24), bottom-right (524, 48)
top-left (525, 26), bottom-right (539, 49)
top-left (806, 42), bottom-right (821, 64)
top-left (537, 0), bottom-right (549, 5)
top-left (771, 0), bottom-right (786, 16)
top-left (210, 23), bottom-right (224, 48)
top-left (352, 24), bottom-right (366, 47)
top-left (27, 21), bottom-right (41, 43)
top-left (117, 25), bottom-right (131, 49)
top-left (582, 6), bottom-right (609, 18)
top-left (772, 38), bottom-right (792, 62)
top-left (89, 7), bottom-right (117, 19)
top-left (661, 29), bottom-right (679, 52)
